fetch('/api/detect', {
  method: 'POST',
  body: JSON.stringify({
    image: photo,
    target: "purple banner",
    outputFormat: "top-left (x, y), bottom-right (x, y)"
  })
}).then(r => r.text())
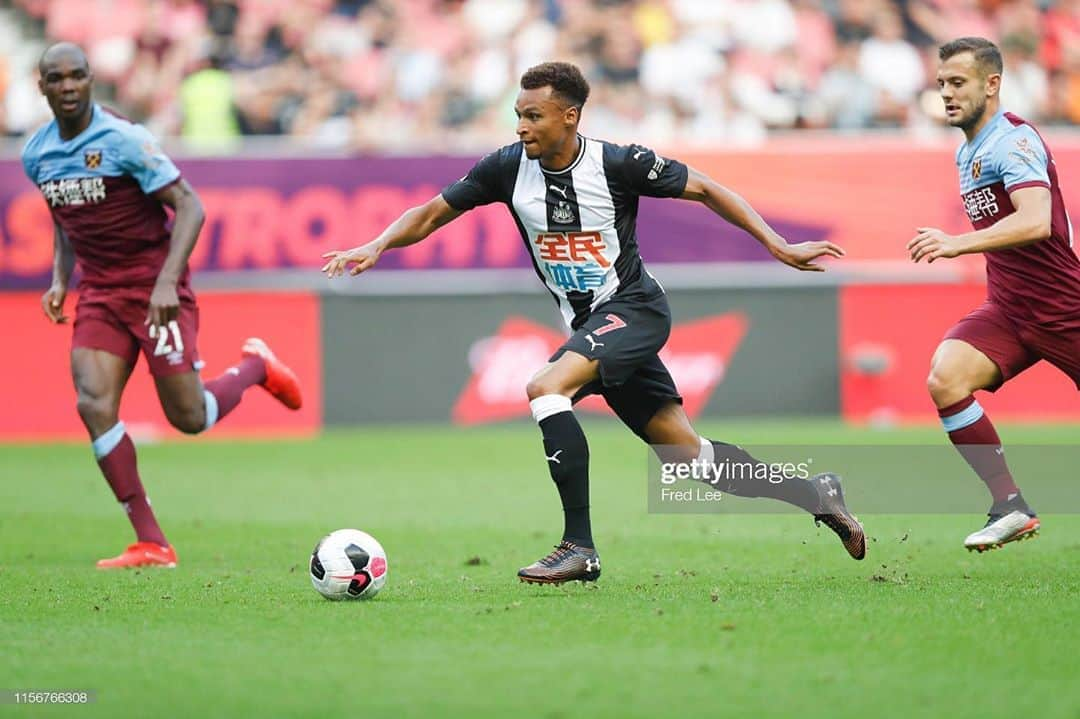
top-left (1, 156), bottom-right (811, 289)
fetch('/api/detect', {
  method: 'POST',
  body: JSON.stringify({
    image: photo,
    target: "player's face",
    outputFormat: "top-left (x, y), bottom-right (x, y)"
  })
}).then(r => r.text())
top-left (937, 52), bottom-right (998, 131)
top-left (39, 54), bottom-right (93, 123)
top-left (514, 87), bottom-right (578, 160)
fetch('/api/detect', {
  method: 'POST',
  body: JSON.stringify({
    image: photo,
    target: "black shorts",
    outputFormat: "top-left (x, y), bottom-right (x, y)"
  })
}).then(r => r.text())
top-left (550, 292), bottom-right (683, 441)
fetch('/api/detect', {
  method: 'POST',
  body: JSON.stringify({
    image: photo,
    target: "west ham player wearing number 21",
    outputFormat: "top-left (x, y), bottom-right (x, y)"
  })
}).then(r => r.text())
top-left (323, 62), bottom-right (866, 584)
top-left (910, 37), bottom-right (1080, 552)
top-left (22, 43), bottom-right (303, 568)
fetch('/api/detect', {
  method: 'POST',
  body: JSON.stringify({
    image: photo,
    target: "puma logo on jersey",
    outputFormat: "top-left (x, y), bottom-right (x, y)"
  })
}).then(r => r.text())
top-left (549, 184), bottom-right (568, 199)
top-left (546, 450), bottom-right (563, 464)
top-left (585, 334), bottom-right (604, 352)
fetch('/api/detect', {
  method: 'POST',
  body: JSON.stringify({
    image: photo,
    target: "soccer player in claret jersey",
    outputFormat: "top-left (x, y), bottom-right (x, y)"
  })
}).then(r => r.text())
top-left (324, 62), bottom-right (865, 584)
top-left (22, 43), bottom-right (303, 569)
top-left (910, 37), bottom-right (1080, 552)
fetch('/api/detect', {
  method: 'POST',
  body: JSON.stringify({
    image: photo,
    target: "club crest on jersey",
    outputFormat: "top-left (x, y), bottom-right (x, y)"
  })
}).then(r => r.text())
top-left (552, 200), bottom-right (575, 224)
top-left (84, 149), bottom-right (102, 169)
top-left (971, 158), bottom-right (982, 180)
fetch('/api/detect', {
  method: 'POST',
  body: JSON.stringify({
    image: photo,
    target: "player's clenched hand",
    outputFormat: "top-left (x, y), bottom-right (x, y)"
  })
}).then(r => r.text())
top-left (771, 240), bottom-right (846, 272)
top-left (321, 243), bottom-right (382, 278)
top-left (41, 284), bottom-right (69, 323)
top-left (146, 282), bottom-right (180, 330)
top-left (908, 227), bottom-right (962, 263)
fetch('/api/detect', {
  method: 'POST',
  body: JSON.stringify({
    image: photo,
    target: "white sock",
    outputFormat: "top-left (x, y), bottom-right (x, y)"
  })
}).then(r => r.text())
top-left (92, 421), bottom-right (127, 459)
top-left (697, 436), bottom-right (714, 464)
top-left (202, 390), bottom-right (219, 432)
top-left (529, 394), bottom-right (572, 423)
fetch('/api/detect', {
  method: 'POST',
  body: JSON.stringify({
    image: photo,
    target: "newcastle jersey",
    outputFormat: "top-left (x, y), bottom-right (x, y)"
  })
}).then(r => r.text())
top-left (442, 135), bottom-right (689, 328)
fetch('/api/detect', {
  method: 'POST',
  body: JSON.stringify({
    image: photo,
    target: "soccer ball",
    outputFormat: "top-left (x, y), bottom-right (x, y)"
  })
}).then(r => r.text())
top-left (309, 529), bottom-right (388, 600)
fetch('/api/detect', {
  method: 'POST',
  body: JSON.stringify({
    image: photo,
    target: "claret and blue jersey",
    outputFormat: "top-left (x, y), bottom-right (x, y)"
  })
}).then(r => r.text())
top-left (954, 110), bottom-right (1080, 327)
top-left (21, 103), bottom-right (182, 288)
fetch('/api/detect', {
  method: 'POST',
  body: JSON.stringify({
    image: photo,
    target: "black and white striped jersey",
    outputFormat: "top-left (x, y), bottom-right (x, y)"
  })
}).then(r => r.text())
top-left (442, 135), bottom-right (689, 329)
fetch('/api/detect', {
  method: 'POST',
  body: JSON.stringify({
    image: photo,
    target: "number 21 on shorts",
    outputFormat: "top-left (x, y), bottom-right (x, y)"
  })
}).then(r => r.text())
top-left (149, 321), bottom-right (185, 357)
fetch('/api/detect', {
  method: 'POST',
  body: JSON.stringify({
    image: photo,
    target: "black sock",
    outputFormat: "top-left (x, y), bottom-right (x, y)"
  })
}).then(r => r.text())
top-left (708, 441), bottom-right (820, 513)
top-left (539, 411), bottom-right (593, 547)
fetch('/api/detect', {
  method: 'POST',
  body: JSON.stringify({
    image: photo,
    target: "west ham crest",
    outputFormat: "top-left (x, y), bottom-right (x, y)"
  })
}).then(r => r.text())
top-left (84, 149), bottom-right (102, 169)
top-left (971, 158), bottom-right (981, 180)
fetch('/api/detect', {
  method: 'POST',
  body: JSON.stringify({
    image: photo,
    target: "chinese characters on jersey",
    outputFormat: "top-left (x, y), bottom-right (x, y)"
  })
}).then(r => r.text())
top-left (38, 177), bottom-right (107, 207)
top-left (962, 186), bottom-right (1001, 223)
top-left (534, 231), bottom-right (610, 292)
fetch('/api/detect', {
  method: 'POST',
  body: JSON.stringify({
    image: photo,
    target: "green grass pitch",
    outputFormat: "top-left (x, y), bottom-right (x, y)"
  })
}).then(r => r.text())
top-left (2, 420), bottom-right (1078, 718)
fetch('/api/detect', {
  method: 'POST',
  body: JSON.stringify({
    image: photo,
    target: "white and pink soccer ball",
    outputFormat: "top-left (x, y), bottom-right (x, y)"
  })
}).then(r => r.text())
top-left (309, 529), bottom-right (388, 600)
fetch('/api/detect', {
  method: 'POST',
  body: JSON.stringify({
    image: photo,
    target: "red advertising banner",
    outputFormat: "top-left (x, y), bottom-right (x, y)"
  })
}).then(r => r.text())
top-left (840, 284), bottom-right (1079, 423)
top-left (679, 137), bottom-right (1080, 269)
top-left (452, 313), bottom-right (748, 424)
top-left (1, 291), bottom-right (321, 441)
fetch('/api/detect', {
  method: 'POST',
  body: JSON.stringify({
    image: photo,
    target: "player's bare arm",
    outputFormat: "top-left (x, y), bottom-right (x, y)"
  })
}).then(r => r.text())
top-left (147, 179), bottom-right (205, 329)
top-left (41, 221), bottom-right (74, 324)
top-left (321, 194), bottom-right (463, 278)
top-left (908, 186), bottom-right (1052, 263)
top-left (679, 167), bottom-right (845, 272)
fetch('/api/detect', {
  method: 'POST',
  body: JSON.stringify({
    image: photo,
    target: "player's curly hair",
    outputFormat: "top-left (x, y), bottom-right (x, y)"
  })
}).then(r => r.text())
top-left (520, 62), bottom-right (591, 110)
top-left (939, 37), bottom-right (1003, 77)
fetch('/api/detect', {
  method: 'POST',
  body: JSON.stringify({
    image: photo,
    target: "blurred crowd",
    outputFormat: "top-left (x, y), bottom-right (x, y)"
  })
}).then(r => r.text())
top-left (1, 0), bottom-right (1079, 151)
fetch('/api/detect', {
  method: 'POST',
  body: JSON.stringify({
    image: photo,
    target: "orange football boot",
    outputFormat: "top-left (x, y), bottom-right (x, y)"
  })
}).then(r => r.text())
top-left (96, 542), bottom-right (178, 569)
top-left (242, 337), bottom-right (303, 410)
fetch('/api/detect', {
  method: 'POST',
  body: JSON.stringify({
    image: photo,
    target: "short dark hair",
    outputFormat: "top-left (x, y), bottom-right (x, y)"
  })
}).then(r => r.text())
top-left (939, 37), bottom-right (1003, 76)
top-left (39, 42), bottom-right (89, 74)
top-left (520, 62), bottom-right (590, 109)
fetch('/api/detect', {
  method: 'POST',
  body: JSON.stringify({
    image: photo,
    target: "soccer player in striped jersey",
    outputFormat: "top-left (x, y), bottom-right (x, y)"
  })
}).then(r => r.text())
top-left (324, 62), bottom-right (864, 583)
top-left (910, 37), bottom-right (1080, 552)
top-left (22, 44), bottom-right (303, 568)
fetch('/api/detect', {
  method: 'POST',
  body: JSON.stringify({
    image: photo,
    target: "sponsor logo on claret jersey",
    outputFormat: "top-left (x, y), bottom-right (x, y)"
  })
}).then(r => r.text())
top-left (38, 177), bottom-right (107, 207)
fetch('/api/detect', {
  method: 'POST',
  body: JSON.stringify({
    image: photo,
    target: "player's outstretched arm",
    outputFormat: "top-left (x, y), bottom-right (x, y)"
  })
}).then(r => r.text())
top-left (41, 221), bottom-right (74, 324)
top-left (680, 167), bottom-right (845, 272)
top-left (146, 179), bottom-right (205, 329)
top-left (908, 186), bottom-right (1052, 263)
top-left (321, 194), bottom-right (463, 278)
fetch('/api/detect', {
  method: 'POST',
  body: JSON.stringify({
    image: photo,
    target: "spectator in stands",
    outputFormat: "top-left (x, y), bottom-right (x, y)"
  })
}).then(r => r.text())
top-left (812, 39), bottom-right (878, 129)
top-left (858, 6), bottom-right (925, 125)
top-left (178, 46), bottom-right (241, 149)
top-left (1, 0), bottom-right (1077, 144)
